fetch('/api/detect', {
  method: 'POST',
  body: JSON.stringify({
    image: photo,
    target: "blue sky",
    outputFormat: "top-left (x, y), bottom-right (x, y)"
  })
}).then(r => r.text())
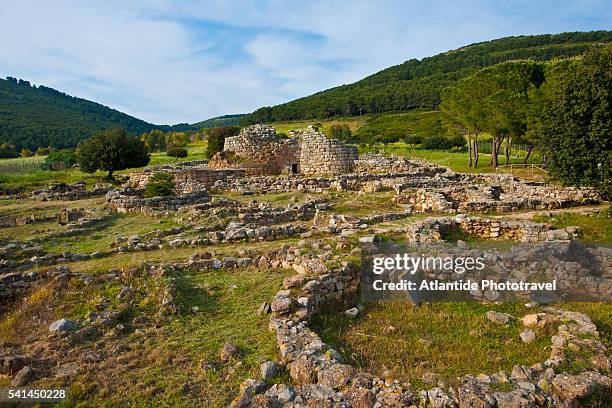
top-left (0, 0), bottom-right (610, 124)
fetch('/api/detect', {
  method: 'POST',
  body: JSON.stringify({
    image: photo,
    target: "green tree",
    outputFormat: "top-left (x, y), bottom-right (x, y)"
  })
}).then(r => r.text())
top-left (206, 126), bottom-right (239, 159)
top-left (144, 171), bottom-right (175, 197)
top-left (77, 128), bottom-right (150, 179)
top-left (441, 60), bottom-right (544, 168)
top-left (537, 46), bottom-right (611, 194)
top-left (43, 149), bottom-right (77, 170)
top-left (140, 129), bottom-right (167, 152)
top-left (329, 124), bottom-right (352, 141)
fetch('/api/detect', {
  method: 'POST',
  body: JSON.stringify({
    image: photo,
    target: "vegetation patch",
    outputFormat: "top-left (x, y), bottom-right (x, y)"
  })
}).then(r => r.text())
top-left (311, 301), bottom-right (556, 388)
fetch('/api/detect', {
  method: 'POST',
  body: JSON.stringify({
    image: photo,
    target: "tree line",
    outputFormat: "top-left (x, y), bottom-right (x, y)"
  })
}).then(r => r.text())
top-left (440, 45), bottom-right (611, 194)
top-left (240, 31), bottom-right (612, 125)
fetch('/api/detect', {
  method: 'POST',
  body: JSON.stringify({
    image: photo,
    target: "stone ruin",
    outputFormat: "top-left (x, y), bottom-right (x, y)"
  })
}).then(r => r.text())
top-left (209, 124), bottom-right (358, 176)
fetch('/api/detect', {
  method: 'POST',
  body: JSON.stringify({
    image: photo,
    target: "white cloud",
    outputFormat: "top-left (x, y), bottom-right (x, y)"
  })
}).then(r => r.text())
top-left (0, 0), bottom-right (609, 123)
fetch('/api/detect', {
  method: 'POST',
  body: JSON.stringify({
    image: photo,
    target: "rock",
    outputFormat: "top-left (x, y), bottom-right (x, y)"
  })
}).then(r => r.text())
top-left (288, 357), bottom-right (316, 384)
top-left (317, 364), bottom-right (355, 389)
top-left (519, 329), bottom-right (536, 343)
top-left (344, 307), bottom-right (359, 318)
top-left (486, 311), bottom-right (515, 324)
top-left (522, 314), bottom-right (541, 327)
top-left (0, 355), bottom-right (27, 374)
top-left (551, 372), bottom-right (611, 401)
top-left (265, 383), bottom-right (296, 404)
top-left (231, 378), bottom-right (267, 408)
top-left (257, 302), bottom-right (271, 315)
top-left (49, 318), bottom-right (78, 333)
top-left (11, 366), bottom-right (34, 387)
top-left (425, 387), bottom-right (456, 408)
top-left (270, 295), bottom-right (292, 316)
top-left (260, 361), bottom-right (278, 381)
top-left (220, 343), bottom-right (239, 362)
top-left (358, 235), bottom-right (377, 244)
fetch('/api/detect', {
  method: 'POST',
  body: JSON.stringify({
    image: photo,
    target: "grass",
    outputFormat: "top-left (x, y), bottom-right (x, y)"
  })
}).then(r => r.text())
top-left (533, 210), bottom-right (612, 245)
top-left (0, 264), bottom-right (292, 407)
top-left (271, 116), bottom-right (369, 136)
top-left (40, 213), bottom-right (179, 254)
top-left (359, 142), bottom-right (545, 176)
top-left (311, 301), bottom-right (556, 389)
top-left (329, 191), bottom-right (403, 217)
top-left (0, 140), bottom-right (208, 191)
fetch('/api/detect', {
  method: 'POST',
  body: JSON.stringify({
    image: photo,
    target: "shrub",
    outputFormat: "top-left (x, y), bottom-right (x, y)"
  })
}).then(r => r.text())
top-left (20, 148), bottom-right (33, 157)
top-left (77, 128), bottom-right (150, 179)
top-left (0, 144), bottom-right (18, 158)
top-left (144, 172), bottom-right (175, 197)
top-left (329, 124), bottom-right (352, 141)
top-left (404, 134), bottom-right (423, 145)
top-left (43, 149), bottom-right (77, 170)
top-left (448, 135), bottom-right (466, 148)
top-left (36, 147), bottom-right (52, 156)
top-left (206, 126), bottom-right (240, 159)
top-left (167, 147), bottom-right (188, 158)
top-left (422, 135), bottom-right (455, 150)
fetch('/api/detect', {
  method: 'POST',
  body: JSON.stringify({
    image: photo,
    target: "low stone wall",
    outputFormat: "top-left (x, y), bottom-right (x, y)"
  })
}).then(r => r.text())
top-left (106, 189), bottom-right (210, 216)
top-left (232, 240), bottom-right (611, 407)
top-left (405, 215), bottom-right (579, 243)
top-left (395, 179), bottom-right (601, 214)
top-left (0, 214), bottom-right (57, 229)
top-left (127, 165), bottom-right (243, 194)
top-left (354, 153), bottom-right (449, 175)
top-left (30, 182), bottom-right (112, 201)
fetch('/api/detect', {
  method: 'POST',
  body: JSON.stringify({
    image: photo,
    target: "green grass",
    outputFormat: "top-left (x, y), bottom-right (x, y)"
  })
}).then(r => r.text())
top-left (0, 141), bottom-right (208, 191)
top-left (311, 301), bottom-right (556, 388)
top-left (359, 142), bottom-right (545, 175)
top-left (271, 116), bottom-right (368, 136)
top-left (40, 213), bottom-right (179, 254)
top-left (533, 210), bottom-right (612, 244)
top-left (2, 265), bottom-right (291, 407)
top-left (329, 191), bottom-right (402, 217)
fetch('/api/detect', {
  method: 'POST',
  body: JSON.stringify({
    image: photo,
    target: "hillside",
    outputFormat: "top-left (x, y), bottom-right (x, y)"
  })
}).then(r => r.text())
top-left (0, 77), bottom-right (158, 150)
top-left (191, 114), bottom-right (244, 129)
top-left (241, 31), bottom-right (612, 124)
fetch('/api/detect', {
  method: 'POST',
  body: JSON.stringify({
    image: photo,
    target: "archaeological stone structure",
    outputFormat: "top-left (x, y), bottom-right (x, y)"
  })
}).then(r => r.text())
top-left (209, 124), bottom-right (358, 176)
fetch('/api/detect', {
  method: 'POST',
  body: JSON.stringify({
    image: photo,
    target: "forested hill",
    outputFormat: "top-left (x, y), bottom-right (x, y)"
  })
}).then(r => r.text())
top-left (191, 114), bottom-right (244, 129)
top-left (0, 77), bottom-right (157, 150)
top-left (241, 31), bottom-right (612, 124)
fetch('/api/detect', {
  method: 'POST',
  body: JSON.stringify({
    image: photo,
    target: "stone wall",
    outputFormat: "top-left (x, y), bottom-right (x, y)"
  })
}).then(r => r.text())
top-left (127, 167), bottom-right (244, 194)
top-left (218, 124), bottom-right (358, 176)
top-left (218, 124), bottom-right (299, 175)
top-left (231, 241), bottom-right (611, 407)
top-left (105, 189), bottom-right (210, 216)
top-left (405, 215), bottom-right (580, 243)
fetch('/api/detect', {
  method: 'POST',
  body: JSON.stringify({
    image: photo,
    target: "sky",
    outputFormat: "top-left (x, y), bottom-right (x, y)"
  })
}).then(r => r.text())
top-left (0, 1), bottom-right (610, 125)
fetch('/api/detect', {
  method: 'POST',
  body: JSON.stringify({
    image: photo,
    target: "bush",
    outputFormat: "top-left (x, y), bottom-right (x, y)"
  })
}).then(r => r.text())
top-left (0, 144), bottom-right (18, 158)
top-left (206, 126), bottom-right (239, 159)
top-left (77, 128), bottom-right (150, 179)
top-left (43, 149), bottom-right (77, 170)
top-left (167, 147), bottom-right (188, 158)
top-left (404, 134), bottom-right (423, 145)
top-left (422, 135), bottom-right (455, 150)
top-left (20, 148), bottom-right (33, 157)
top-left (36, 147), bottom-right (52, 156)
top-left (329, 124), bottom-right (352, 141)
top-left (144, 172), bottom-right (175, 197)
top-left (448, 135), bottom-right (466, 148)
